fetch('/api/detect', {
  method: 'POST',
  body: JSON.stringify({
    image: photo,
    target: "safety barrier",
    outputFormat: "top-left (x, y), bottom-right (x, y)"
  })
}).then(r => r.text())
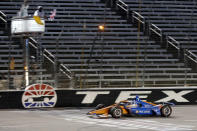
top-left (0, 87), bottom-right (197, 109)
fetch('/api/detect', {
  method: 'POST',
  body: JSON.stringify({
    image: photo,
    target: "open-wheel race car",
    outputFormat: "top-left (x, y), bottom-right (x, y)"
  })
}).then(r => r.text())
top-left (87, 96), bottom-right (174, 118)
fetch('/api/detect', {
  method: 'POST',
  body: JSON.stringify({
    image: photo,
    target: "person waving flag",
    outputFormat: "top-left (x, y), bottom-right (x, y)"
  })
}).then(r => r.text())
top-left (33, 6), bottom-right (44, 25)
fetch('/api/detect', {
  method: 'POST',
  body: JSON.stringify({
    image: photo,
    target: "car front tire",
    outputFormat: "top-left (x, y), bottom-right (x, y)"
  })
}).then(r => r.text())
top-left (161, 105), bottom-right (172, 117)
top-left (110, 107), bottom-right (122, 118)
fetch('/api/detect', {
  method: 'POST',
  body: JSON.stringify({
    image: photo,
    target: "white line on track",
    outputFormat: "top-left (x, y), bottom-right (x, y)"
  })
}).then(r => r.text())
top-left (61, 114), bottom-right (194, 131)
top-left (185, 120), bottom-right (197, 122)
top-left (14, 110), bottom-right (195, 131)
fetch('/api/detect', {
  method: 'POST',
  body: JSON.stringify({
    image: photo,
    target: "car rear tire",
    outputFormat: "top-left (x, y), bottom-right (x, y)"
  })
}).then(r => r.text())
top-left (110, 107), bottom-right (122, 118)
top-left (95, 104), bottom-right (105, 110)
top-left (161, 105), bottom-right (172, 117)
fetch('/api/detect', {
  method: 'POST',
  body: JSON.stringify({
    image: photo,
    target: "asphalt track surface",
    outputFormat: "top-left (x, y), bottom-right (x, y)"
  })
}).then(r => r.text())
top-left (0, 106), bottom-right (197, 131)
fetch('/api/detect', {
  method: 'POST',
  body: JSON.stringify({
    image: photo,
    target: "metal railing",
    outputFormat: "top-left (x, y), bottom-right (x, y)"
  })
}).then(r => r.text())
top-left (29, 37), bottom-right (72, 79)
top-left (0, 11), bottom-right (6, 23)
top-left (167, 36), bottom-right (181, 58)
top-left (149, 23), bottom-right (162, 37)
top-left (103, 0), bottom-right (184, 60)
top-left (43, 49), bottom-right (72, 79)
top-left (185, 49), bottom-right (197, 64)
top-left (114, 0), bottom-right (197, 69)
top-left (132, 11), bottom-right (145, 24)
top-left (100, 0), bottom-right (197, 87)
top-left (116, 0), bottom-right (130, 19)
top-left (149, 23), bottom-right (165, 47)
top-left (167, 36), bottom-right (180, 50)
top-left (59, 63), bottom-right (72, 79)
top-left (0, 11), bottom-right (8, 31)
top-left (0, 10), bottom-right (72, 89)
top-left (132, 11), bottom-right (146, 32)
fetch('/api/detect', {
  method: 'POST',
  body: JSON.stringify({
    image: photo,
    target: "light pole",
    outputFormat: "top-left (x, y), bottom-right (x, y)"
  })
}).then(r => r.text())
top-left (84, 24), bottom-right (105, 88)
top-left (98, 25), bottom-right (105, 88)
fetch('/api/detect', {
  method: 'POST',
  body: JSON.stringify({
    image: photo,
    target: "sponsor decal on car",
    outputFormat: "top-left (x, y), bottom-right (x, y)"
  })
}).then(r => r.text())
top-left (22, 84), bottom-right (57, 108)
top-left (139, 110), bottom-right (151, 113)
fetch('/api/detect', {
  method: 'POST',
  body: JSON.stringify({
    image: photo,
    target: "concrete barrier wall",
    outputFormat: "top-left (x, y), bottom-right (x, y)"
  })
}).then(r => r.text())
top-left (0, 87), bottom-right (197, 109)
top-left (0, 91), bottom-right (23, 109)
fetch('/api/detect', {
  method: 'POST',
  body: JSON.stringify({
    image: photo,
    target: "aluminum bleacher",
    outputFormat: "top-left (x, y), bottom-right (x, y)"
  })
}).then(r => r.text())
top-left (0, 0), bottom-right (197, 89)
top-left (123, 0), bottom-right (197, 54)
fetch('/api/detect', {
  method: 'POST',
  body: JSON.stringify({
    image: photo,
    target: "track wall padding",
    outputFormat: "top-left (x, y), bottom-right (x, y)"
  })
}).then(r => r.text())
top-left (0, 88), bottom-right (197, 109)
top-left (0, 91), bottom-right (23, 109)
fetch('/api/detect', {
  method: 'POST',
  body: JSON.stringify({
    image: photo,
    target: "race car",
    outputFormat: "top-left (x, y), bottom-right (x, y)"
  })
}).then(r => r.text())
top-left (87, 96), bottom-right (174, 118)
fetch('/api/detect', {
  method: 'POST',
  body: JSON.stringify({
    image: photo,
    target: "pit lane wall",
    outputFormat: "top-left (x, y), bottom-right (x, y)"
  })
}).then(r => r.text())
top-left (0, 87), bottom-right (197, 109)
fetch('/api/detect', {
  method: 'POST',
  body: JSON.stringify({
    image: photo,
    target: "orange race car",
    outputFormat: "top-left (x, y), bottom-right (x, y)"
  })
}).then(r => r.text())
top-left (87, 96), bottom-right (174, 118)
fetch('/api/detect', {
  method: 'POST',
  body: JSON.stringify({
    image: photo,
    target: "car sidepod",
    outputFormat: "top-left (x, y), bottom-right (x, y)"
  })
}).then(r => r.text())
top-left (128, 101), bottom-right (162, 116)
top-left (130, 107), bottom-right (155, 116)
top-left (151, 106), bottom-right (162, 116)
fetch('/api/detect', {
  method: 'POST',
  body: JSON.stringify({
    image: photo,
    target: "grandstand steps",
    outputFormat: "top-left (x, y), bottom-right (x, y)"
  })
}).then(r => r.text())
top-left (54, 54), bottom-right (172, 58)
top-left (81, 78), bottom-right (197, 82)
top-left (46, 45), bottom-right (165, 50)
top-left (41, 40), bottom-right (157, 45)
top-left (59, 59), bottom-right (180, 62)
top-left (69, 68), bottom-right (191, 74)
top-left (75, 73), bottom-right (197, 79)
top-left (66, 63), bottom-right (185, 67)
top-left (124, 0), bottom-right (197, 56)
top-left (1, 0), bottom-right (197, 88)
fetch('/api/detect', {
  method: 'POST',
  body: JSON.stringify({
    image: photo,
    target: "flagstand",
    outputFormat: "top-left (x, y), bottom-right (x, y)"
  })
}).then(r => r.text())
top-left (11, 17), bottom-right (45, 89)
top-left (24, 37), bottom-right (29, 87)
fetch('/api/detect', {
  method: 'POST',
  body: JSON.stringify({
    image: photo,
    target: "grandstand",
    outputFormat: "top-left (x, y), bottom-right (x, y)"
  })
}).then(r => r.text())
top-left (0, 0), bottom-right (197, 89)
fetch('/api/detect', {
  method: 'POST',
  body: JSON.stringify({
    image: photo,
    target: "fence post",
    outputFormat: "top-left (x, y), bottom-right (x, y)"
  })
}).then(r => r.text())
top-left (126, 8), bottom-right (129, 20)
top-left (178, 44), bottom-right (180, 59)
top-left (160, 32), bottom-right (163, 46)
top-left (69, 72), bottom-right (75, 89)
